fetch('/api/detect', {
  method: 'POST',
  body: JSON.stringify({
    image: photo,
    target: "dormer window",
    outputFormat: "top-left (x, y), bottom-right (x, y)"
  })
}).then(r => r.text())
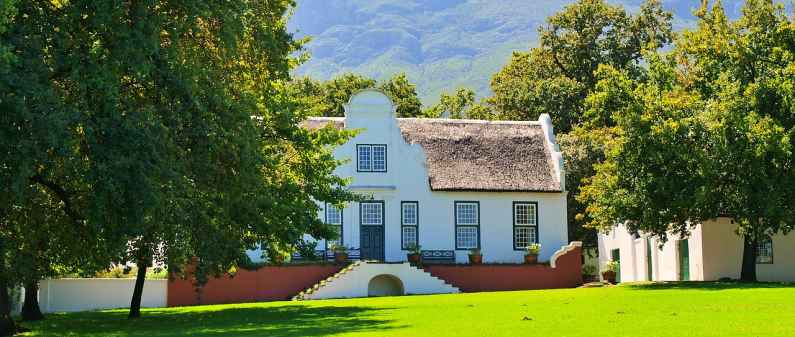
top-left (357, 144), bottom-right (387, 172)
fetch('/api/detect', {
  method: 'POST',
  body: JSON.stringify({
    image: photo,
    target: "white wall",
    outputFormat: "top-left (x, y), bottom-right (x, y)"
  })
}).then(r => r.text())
top-left (306, 90), bottom-right (568, 264)
top-left (598, 224), bottom-right (703, 282)
top-left (701, 219), bottom-right (795, 282)
top-left (599, 219), bottom-right (795, 282)
top-left (37, 279), bottom-right (167, 313)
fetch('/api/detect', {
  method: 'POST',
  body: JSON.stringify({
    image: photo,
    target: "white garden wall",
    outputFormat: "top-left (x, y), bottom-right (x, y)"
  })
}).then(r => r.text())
top-left (37, 279), bottom-right (167, 313)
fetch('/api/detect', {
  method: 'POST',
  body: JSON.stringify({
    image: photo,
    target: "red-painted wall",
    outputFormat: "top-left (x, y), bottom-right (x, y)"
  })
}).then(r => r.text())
top-left (167, 265), bottom-right (343, 307)
top-left (425, 246), bottom-right (583, 292)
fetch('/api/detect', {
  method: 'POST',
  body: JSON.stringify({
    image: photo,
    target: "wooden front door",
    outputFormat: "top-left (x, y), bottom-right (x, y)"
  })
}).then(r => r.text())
top-left (679, 239), bottom-right (690, 281)
top-left (359, 201), bottom-right (385, 261)
top-left (360, 225), bottom-right (384, 260)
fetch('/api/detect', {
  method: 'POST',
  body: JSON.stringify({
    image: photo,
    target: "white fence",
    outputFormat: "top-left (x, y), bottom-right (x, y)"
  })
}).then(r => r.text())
top-left (32, 279), bottom-right (167, 313)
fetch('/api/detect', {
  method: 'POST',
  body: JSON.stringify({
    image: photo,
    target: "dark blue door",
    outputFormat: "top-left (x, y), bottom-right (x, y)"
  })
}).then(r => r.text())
top-left (360, 225), bottom-right (384, 261)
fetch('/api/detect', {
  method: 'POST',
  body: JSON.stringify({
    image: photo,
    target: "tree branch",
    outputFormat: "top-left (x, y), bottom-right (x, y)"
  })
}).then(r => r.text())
top-left (29, 174), bottom-right (83, 223)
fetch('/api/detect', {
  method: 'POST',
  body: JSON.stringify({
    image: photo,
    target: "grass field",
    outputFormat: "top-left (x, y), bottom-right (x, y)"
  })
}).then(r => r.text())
top-left (18, 282), bottom-right (795, 337)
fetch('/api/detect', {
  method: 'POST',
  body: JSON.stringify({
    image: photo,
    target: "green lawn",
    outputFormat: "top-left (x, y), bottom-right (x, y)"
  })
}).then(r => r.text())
top-left (18, 282), bottom-right (795, 337)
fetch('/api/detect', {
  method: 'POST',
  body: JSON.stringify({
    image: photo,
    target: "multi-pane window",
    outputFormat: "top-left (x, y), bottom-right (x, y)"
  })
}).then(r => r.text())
top-left (757, 237), bottom-right (773, 264)
top-left (401, 202), bottom-right (419, 249)
top-left (357, 145), bottom-right (387, 172)
top-left (513, 202), bottom-right (538, 250)
top-left (455, 202), bottom-right (479, 249)
top-left (360, 202), bottom-right (383, 225)
top-left (325, 204), bottom-right (343, 247)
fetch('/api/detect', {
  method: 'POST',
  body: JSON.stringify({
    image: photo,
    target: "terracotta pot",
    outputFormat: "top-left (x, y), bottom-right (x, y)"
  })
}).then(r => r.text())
top-left (602, 270), bottom-right (617, 284)
top-left (334, 252), bottom-right (348, 264)
top-left (468, 254), bottom-right (483, 265)
top-left (407, 253), bottom-right (422, 265)
top-left (524, 254), bottom-right (538, 264)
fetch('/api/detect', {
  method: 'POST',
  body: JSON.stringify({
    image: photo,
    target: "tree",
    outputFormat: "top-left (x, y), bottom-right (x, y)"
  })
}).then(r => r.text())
top-left (488, 0), bottom-right (673, 132)
top-left (580, 0), bottom-right (795, 281)
top-left (424, 88), bottom-right (494, 119)
top-left (290, 72), bottom-right (424, 117)
top-left (379, 73), bottom-right (423, 118)
top-left (485, 0), bottom-right (674, 248)
top-left (1, 0), bottom-right (357, 329)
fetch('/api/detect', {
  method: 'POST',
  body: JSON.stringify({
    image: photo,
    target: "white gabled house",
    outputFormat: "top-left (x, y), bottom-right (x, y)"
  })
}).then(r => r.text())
top-left (291, 89), bottom-right (569, 264)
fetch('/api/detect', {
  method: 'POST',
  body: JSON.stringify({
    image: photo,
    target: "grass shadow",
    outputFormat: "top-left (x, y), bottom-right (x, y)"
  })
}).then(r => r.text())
top-left (624, 281), bottom-right (795, 291)
top-left (23, 304), bottom-right (403, 337)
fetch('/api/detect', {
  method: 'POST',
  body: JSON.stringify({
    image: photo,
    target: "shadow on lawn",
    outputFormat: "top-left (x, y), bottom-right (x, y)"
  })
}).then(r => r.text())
top-left (28, 304), bottom-right (402, 337)
top-left (625, 281), bottom-right (795, 291)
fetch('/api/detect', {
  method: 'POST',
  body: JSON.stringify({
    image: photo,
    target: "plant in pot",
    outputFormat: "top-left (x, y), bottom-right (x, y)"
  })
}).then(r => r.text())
top-left (406, 243), bottom-right (422, 265)
top-left (468, 248), bottom-right (483, 265)
top-left (601, 261), bottom-right (619, 284)
top-left (524, 243), bottom-right (541, 264)
top-left (330, 244), bottom-right (348, 264)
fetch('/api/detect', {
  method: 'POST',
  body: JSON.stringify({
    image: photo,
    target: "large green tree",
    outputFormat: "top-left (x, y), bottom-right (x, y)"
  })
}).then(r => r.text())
top-left (581, 0), bottom-right (795, 281)
top-left (488, 0), bottom-right (673, 132)
top-left (1, 0), bottom-right (356, 331)
top-left (290, 72), bottom-right (424, 117)
top-left (485, 0), bottom-right (674, 247)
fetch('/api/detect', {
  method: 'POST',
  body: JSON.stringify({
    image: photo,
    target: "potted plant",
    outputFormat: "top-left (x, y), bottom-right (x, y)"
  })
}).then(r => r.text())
top-left (330, 244), bottom-right (348, 264)
top-left (406, 243), bottom-right (422, 265)
top-left (601, 261), bottom-right (619, 284)
top-left (468, 248), bottom-right (483, 265)
top-left (524, 243), bottom-right (541, 264)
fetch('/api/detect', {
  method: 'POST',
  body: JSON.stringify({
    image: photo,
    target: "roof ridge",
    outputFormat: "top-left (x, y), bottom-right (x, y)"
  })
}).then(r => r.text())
top-left (305, 116), bottom-right (541, 125)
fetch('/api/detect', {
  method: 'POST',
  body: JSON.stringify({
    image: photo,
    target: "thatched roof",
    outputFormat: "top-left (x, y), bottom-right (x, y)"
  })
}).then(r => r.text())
top-left (301, 117), bottom-right (562, 192)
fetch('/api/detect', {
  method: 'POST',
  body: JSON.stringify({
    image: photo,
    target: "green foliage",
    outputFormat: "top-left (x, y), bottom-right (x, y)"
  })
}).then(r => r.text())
top-left (487, 0), bottom-right (674, 132)
top-left (295, 240), bottom-right (320, 261)
top-left (424, 88), bottom-right (494, 119)
top-left (405, 243), bottom-right (422, 255)
top-left (289, 72), bottom-right (424, 117)
top-left (525, 243), bottom-right (541, 255)
top-left (0, 0), bottom-right (358, 321)
top-left (580, 0), bottom-right (795, 281)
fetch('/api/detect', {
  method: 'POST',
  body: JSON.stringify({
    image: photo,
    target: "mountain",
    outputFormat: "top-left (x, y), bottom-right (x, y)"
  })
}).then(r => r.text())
top-left (288, 1), bottom-right (748, 105)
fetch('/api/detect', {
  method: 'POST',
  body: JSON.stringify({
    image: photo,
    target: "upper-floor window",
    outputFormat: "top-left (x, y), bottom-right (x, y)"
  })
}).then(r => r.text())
top-left (357, 144), bottom-right (387, 172)
top-left (757, 237), bottom-right (773, 264)
top-left (513, 202), bottom-right (538, 250)
top-left (455, 201), bottom-right (479, 249)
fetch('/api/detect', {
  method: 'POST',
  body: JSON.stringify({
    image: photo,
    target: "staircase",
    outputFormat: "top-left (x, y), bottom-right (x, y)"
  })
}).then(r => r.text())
top-left (293, 261), bottom-right (459, 300)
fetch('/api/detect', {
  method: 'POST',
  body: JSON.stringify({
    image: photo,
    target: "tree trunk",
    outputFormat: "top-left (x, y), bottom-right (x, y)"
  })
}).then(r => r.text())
top-left (0, 279), bottom-right (17, 337)
top-left (21, 281), bottom-right (43, 321)
top-left (740, 235), bottom-right (758, 282)
top-left (128, 261), bottom-right (148, 319)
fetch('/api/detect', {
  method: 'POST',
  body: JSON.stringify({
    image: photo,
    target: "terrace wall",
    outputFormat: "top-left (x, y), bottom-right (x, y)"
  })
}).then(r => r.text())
top-left (167, 265), bottom-right (343, 307)
top-left (424, 244), bottom-right (582, 292)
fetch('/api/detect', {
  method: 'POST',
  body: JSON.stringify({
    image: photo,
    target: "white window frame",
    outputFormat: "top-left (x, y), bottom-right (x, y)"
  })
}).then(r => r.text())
top-left (455, 201), bottom-right (479, 249)
top-left (757, 237), bottom-right (773, 264)
top-left (357, 144), bottom-right (387, 172)
top-left (401, 201), bottom-right (419, 249)
top-left (360, 201), bottom-right (384, 226)
top-left (513, 202), bottom-right (538, 250)
top-left (325, 204), bottom-right (343, 247)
